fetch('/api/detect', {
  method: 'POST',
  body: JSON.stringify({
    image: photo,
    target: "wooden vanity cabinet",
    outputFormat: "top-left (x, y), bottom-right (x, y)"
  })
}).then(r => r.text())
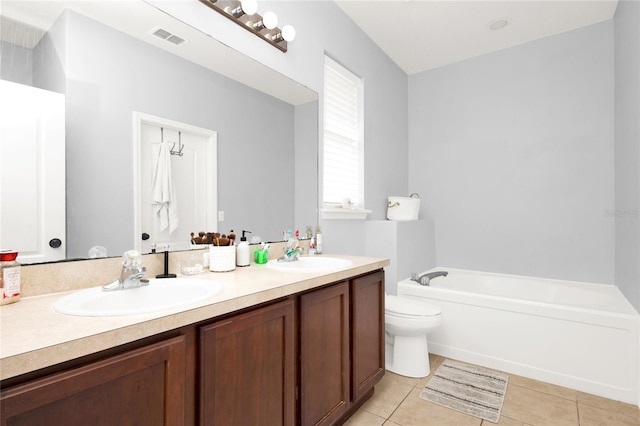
top-left (199, 298), bottom-right (296, 426)
top-left (350, 271), bottom-right (385, 403)
top-left (0, 269), bottom-right (385, 426)
top-left (299, 270), bottom-right (385, 426)
top-left (0, 335), bottom-right (186, 426)
top-left (299, 281), bottom-right (351, 426)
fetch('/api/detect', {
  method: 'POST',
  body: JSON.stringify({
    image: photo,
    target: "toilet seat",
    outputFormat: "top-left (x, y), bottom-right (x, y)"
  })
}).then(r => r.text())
top-left (385, 295), bottom-right (441, 318)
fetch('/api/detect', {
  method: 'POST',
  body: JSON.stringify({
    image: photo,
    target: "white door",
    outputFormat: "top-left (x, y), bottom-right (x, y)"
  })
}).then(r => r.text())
top-left (0, 80), bottom-right (66, 263)
top-left (134, 113), bottom-right (217, 253)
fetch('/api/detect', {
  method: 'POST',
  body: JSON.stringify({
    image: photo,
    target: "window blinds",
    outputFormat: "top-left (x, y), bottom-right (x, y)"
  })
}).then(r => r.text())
top-left (323, 56), bottom-right (362, 206)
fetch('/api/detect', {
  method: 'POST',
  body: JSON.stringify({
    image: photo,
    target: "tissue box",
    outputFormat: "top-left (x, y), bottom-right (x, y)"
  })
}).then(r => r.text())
top-left (387, 196), bottom-right (420, 221)
top-left (209, 246), bottom-right (236, 272)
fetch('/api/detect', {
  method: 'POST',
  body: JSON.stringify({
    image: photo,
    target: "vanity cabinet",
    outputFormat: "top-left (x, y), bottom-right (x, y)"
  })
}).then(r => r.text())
top-left (300, 270), bottom-right (385, 426)
top-left (199, 299), bottom-right (296, 425)
top-left (300, 281), bottom-right (351, 426)
top-left (0, 335), bottom-right (186, 425)
top-left (1, 268), bottom-right (385, 426)
top-left (350, 271), bottom-right (385, 403)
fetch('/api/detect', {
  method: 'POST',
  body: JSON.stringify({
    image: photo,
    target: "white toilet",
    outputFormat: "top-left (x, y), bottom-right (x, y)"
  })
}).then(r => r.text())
top-left (385, 294), bottom-right (442, 378)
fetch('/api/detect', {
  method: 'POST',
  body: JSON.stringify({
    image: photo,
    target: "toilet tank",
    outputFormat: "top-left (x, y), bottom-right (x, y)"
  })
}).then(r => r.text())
top-left (387, 196), bottom-right (420, 221)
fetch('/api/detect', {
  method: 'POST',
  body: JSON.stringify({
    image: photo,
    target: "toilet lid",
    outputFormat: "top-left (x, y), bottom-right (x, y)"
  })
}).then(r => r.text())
top-left (385, 295), bottom-right (441, 317)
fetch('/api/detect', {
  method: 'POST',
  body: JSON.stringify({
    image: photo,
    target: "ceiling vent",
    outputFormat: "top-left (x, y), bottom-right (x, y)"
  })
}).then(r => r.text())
top-left (150, 27), bottom-right (187, 46)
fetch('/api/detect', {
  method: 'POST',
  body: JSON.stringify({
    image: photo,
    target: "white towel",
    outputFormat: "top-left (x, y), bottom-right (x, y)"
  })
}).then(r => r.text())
top-left (152, 141), bottom-right (179, 233)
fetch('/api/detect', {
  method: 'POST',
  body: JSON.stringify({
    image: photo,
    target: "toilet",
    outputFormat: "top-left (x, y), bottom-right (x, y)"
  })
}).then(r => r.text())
top-left (385, 294), bottom-right (442, 378)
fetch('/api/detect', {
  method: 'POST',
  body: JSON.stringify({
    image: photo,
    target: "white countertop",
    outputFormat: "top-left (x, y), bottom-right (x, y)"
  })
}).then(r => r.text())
top-left (0, 254), bottom-right (388, 381)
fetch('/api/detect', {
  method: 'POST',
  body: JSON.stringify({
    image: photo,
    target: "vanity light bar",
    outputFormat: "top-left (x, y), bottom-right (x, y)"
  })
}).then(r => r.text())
top-left (199, 0), bottom-right (289, 52)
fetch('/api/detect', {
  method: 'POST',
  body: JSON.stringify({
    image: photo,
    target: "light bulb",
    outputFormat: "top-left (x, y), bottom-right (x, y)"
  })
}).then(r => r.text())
top-left (281, 25), bottom-right (295, 42)
top-left (240, 0), bottom-right (258, 15)
top-left (263, 11), bottom-right (278, 30)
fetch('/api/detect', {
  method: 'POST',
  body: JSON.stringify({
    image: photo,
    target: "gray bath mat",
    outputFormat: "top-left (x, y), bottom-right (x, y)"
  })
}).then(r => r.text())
top-left (419, 359), bottom-right (508, 423)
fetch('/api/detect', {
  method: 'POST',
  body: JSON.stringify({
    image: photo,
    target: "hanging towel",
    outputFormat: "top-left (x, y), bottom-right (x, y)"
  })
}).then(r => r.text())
top-left (152, 141), bottom-right (179, 233)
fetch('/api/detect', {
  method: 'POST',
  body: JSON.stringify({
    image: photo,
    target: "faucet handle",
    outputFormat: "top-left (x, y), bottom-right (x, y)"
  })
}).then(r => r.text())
top-left (122, 250), bottom-right (142, 268)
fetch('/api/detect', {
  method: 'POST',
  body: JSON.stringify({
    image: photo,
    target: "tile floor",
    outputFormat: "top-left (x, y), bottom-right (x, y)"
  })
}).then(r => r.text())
top-left (345, 354), bottom-right (640, 426)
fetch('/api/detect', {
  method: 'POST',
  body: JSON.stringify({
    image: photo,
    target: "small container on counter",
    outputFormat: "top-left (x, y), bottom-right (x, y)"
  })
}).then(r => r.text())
top-left (0, 250), bottom-right (21, 305)
top-left (181, 253), bottom-right (204, 275)
top-left (254, 243), bottom-right (269, 264)
top-left (209, 245), bottom-right (236, 272)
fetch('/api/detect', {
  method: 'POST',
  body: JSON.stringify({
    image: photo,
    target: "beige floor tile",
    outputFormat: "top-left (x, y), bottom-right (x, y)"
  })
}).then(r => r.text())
top-left (389, 388), bottom-right (482, 426)
top-left (578, 403), bottom-right (640, 426)
top-left (501, 384), bottom-right (579, 426)
top-left (482, 415), bottom-right (525, 425)
top-left (360, 373), bottom-right (414, 418)
top-left (343, 409), bottom-right (386, 426)
top-left (508, 374), bottom-right (576, 401)
top-left (577, 391), bottom-right (640, 422)
top-left (383, 370), bottom-right (424, 388)
top-left (382, 421), bottom-right (403, 426)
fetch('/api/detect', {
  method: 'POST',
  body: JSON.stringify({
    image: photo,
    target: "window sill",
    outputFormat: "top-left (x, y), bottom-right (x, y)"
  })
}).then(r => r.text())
top-left (321, 207), bottom-right (372, 220)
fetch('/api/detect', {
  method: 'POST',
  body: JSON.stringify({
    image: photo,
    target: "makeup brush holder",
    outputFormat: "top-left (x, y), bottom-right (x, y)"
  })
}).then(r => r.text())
top-left (209, 245), bottom-right (236, 272)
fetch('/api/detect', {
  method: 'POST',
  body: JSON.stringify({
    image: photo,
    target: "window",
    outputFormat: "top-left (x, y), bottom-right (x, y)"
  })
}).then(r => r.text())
top-left (323, 55), bottom-right (363, 208)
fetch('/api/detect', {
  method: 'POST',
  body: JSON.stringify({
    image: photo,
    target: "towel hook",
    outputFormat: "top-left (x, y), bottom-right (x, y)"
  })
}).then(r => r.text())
top-left (170, 131), bottom-right (184, 157)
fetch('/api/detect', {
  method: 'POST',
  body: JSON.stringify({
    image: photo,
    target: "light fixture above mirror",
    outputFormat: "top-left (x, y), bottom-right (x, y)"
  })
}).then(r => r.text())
top-left (199, 0), bottom-right (295, 52)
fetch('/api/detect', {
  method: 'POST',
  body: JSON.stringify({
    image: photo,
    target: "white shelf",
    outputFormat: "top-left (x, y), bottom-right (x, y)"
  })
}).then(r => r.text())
top-left (320, 207), bottom-right (372, 220)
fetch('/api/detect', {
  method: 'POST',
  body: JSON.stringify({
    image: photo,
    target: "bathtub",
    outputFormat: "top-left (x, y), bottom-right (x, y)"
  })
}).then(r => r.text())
top-left (397, 268), bottom-right (640, 406)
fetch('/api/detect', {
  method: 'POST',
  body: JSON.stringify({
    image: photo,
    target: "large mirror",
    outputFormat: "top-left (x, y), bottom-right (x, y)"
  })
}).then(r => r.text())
top-left (1, 0), bottom-right (318, 264)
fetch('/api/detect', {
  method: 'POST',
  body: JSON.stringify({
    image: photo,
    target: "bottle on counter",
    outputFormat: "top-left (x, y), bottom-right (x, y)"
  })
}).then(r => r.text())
top-left (315, 226), bottom-right (323, 254)
top-left (236, 230), bottom-right (251, 267)
top-left (1, 250), bottom-right (21, 305)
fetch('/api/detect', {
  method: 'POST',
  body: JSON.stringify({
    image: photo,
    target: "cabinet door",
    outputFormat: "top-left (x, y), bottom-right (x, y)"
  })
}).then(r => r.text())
top-left (351, 271), bottom-right (385, 402)
top-left (300, 281), bottom-right (350, 426)
top-left (0, 335), bottom-right (186, 425)
top-left (200, 299), bottom-right (295, 426)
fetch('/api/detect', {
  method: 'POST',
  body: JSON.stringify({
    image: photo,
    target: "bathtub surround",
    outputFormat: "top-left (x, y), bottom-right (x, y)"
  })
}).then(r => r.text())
top-left (614, 0), bottom-right (640, 316)
top-left (408, 21), bottom-right (615, 287)
top-left (398, 268), bottom-right (640, 405)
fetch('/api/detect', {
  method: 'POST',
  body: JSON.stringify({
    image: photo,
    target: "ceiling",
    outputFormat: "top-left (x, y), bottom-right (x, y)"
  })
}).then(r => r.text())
top-left (2, 0), bottom-right (620, 89)
top-left (335, 0), bottom-right (619, 75)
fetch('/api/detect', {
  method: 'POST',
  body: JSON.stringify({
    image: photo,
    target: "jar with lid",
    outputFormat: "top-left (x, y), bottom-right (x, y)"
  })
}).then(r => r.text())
top-left (0, 250), bottom-right (21, 305)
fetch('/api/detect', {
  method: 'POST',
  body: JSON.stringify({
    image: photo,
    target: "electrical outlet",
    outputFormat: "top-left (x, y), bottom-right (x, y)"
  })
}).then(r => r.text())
top-left (218, 211), bottom-right (224, 221)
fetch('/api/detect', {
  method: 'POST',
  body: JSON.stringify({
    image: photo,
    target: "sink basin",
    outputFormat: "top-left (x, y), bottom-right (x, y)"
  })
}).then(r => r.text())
top-left (266, 256), bottom-right (353, 272)
top-left (53, 278), bottom-right (223, 317)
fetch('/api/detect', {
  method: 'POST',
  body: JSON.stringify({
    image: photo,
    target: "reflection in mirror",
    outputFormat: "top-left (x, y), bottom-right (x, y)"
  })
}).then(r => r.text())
top-left (0, 0), bottom-right (318, 264)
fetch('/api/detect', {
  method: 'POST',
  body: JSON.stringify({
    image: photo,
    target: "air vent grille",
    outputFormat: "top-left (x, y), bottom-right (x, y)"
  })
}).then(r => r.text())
top-left (150, 27), bottom-right (187, 46)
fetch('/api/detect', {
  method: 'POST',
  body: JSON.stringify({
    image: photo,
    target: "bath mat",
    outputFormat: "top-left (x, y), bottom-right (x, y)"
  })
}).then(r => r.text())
top-left (419, 359), bottom-right (508, 423)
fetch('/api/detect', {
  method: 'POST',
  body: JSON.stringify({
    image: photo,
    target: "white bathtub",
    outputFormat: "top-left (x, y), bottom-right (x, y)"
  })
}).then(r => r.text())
top-left (397, 268), bottom-right (640, 406)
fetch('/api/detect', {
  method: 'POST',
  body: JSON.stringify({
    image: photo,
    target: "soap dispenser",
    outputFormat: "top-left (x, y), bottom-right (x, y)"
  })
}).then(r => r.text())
top-left (236, 230), bottom-right (251, 267)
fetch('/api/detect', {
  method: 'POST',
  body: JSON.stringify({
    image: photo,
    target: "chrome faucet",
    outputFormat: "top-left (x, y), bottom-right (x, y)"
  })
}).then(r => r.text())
top-left (277, 238), bottom-right (303, 262)
top-left (411, 270), bottom-right (448, 286)
top-left (102, 250), bottom-right (149, 291)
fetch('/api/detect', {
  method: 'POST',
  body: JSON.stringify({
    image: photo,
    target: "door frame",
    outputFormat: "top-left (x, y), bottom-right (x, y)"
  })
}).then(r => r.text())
top-left (132, 111), bottom-right (217, 252)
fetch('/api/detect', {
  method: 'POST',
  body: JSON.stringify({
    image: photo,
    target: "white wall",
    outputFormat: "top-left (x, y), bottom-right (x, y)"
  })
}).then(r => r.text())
top-left (408, 21), bottom-right (615, 285)
top-left (167, 0), bottom-right (411, 255)
top-left (614, 0), bottom-right (640, 311)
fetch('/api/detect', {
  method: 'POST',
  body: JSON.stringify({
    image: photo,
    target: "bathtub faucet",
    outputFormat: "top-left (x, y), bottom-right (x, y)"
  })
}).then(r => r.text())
top-left (411, 270), bottom-right (448, 286)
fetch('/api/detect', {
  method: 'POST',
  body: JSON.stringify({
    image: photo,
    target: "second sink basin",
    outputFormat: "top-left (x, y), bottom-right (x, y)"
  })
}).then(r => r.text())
top-left (53, 278), bottom-right (223, 317)
top-left (266, 256), bottom-right (353, 272)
